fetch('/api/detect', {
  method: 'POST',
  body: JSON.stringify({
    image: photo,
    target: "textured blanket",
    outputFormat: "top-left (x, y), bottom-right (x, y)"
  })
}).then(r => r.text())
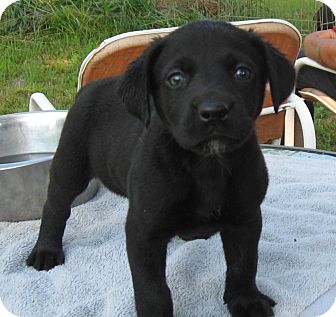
top-left (0, 151), bottom-right (336, 317)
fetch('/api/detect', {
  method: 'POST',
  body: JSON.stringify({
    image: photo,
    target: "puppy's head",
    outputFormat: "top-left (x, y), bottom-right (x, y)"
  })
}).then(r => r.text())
top-left (118, 20), bottom-right (295, 155)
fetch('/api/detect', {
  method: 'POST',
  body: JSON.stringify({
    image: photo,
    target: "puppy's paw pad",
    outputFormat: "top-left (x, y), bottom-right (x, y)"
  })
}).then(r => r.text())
top-left (228, 293), bottom-right (275, 317)
top-left (26, 247), bottom-right (64, 271)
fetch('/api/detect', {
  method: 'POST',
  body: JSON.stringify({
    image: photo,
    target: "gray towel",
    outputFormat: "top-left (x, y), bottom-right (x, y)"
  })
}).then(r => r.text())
top-left (1, 152), bottom-right (336, 317)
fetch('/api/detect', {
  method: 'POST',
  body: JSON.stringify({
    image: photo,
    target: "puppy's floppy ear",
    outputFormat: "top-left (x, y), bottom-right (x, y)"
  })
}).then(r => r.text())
top-left (264, 43), bottom-right (296, 113)
top-left (252, 34), bottom-right (296, 113)
top-left (117, 37), bottom-right (165, 127)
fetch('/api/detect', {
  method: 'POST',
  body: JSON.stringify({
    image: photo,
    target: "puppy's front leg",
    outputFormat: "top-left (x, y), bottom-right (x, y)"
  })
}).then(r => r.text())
top-left (126, 220), bottom-right (173, 317)
top-left (126, 213), bottom-right (173, 317)
top-left (221, 209), bottom-right (275, 317)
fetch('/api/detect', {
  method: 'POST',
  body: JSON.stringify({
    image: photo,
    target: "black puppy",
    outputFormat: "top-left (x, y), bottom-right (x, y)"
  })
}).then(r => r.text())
top-left (27, 20), bottom-right (295, 317)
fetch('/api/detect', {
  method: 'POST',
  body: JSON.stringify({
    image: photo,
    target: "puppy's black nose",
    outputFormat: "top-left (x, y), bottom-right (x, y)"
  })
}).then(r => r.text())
top-left (198, 101), bottom-right (230, 122)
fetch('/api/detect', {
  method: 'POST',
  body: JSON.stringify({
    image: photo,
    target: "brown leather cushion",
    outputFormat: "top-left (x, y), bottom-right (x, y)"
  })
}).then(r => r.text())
top-left (256, 111), bottom-right (286, 144)
top-left (303, 29), bottom-right (336, 70)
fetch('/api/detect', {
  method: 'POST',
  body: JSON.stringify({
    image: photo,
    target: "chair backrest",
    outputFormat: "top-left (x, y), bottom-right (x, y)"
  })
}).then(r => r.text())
top-left (78, 19), bottom-right (301, 144)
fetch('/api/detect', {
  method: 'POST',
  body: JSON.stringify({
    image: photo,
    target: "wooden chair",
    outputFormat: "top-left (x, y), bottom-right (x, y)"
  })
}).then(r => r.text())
top-left (77, 19), bottom-right (316, 149)
top-left (31, 19), bottom-right (316, 148)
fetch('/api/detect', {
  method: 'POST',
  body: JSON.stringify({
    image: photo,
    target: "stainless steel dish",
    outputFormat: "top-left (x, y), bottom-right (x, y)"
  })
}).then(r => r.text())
top-left (0, 111), bottom-right (98, 221)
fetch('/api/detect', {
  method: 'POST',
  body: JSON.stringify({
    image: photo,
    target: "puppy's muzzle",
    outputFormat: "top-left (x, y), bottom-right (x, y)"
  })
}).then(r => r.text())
top-left (197, 100), bottom-right (231, 123)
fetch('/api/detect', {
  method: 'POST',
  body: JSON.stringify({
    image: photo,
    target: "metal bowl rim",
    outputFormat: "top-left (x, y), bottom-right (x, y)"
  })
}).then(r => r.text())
top-left (0, 110), bottom-right (67, 170)
top-left (0, 154), bottom-right (55, 171)
top-left (0, 110), bottom-right (67, 120)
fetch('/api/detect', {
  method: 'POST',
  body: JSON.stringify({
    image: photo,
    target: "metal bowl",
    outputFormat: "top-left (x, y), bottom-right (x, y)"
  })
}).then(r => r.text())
top-left (0, 111), bottom-right (99, 222)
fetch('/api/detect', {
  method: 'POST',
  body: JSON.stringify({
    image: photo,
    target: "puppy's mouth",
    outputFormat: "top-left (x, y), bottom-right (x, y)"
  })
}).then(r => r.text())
top-left (190, 132), bottom-right (252, 156)
top-left (192, 137), bottom-right (227, 156)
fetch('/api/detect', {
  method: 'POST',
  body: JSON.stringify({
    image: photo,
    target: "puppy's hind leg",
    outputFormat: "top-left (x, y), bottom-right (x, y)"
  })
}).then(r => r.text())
top-left (27, 113), bottom-right (91, 271)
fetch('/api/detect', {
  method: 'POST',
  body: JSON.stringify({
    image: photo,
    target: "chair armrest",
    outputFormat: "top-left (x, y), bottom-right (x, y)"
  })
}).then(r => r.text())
top-left (295, 58), bottom-right (336, 115)
top-left (259, 93), bottom-right (316, 149)
top-left (285, 93), bottom-right (316, 149)
top-left (295, 57), bottom-right (336, 77)
top-left (299, 88), bottom-right (336, 115)
top-left (29, 93), bottom-right (56, 111)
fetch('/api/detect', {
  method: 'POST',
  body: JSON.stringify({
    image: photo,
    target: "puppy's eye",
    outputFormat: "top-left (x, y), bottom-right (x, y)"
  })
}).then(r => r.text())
top-left (167, 71), bottom-right (186, 88)
top-left (234, 66), bottom-right (252, 80)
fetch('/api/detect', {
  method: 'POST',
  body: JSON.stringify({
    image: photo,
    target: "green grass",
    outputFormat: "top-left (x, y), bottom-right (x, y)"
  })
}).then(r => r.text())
top-left (315, 105), bottom-right (336, 151)
top-left (0, 0), bottom-right (207, 113)
top-left (0, 0), bottom-right (335, 151)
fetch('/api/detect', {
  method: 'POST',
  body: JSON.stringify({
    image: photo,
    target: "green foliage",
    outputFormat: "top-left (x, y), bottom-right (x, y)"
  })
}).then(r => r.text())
top-left (1, 0), bottom-right (203, 37)
top-left (314, 105), bottom-right (336, 152)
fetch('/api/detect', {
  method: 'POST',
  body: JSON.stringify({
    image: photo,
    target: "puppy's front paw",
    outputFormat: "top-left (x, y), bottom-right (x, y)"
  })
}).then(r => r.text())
top-left (26, 246), bottom-right (65, 271)
top-left (227, 292), bottom-right (275, 317)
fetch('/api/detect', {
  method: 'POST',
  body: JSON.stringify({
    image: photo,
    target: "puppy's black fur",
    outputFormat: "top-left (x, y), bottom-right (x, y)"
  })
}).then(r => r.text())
top-left (27, 21), bottom-right (295, 317)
